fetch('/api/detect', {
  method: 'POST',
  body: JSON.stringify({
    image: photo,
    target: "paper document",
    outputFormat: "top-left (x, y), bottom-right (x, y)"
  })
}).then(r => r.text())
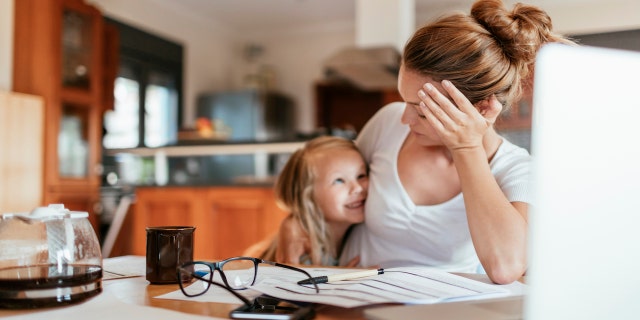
top-left (157, 266), bottom-right (515, 308)
top-left (103, 255), bottom-right (146, 280)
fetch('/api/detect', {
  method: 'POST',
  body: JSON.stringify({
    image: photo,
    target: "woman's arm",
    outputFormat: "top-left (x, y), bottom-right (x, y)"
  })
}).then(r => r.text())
top-left (450, 146), bottom-right (528, 284)
top-left (417, 80), bottom-right (527, 284)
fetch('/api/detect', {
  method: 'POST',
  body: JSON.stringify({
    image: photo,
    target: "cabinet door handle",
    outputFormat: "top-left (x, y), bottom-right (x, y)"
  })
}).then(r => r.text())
top-left (94, 163), bottom-right (104, 175)
top-left (93, 202), bottom-right (103, 215)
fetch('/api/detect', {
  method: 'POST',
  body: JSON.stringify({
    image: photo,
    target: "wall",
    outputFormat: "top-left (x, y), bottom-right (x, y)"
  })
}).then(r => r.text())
top-left (2, 0), bottom-right (640, 133)
top-left (233, 24), bottom-right (354, 133)
top-left (0, 0), bottom-right (13, 91)
top-left (542, 1), bottom-right (640, 35)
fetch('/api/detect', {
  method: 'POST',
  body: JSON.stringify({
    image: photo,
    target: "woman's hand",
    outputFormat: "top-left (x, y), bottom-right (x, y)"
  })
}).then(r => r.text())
top-left (417, 80), bottom-right (502, 151)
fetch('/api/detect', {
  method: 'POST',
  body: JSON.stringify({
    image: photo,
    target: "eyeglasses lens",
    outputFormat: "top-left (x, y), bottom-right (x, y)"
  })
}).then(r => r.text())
top-left (221, 259), bottom-right (256, 289)
top-left (179, 263), bottom-right (212, 296)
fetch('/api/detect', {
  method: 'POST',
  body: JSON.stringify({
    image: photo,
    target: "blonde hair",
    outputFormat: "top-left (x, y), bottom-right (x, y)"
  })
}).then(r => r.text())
top-left (273, 136), bottom-right (365, 265)
top-left (403, 0), bottom-right (575, 110)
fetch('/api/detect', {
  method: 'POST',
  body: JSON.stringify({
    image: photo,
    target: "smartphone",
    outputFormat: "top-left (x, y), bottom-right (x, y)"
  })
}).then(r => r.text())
top-left (229, 298), bottom-right (315, 320)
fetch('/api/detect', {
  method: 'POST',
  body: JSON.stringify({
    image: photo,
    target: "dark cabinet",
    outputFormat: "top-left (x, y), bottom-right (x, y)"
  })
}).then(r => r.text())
top-left (315, 81), bottom-right (402, 133)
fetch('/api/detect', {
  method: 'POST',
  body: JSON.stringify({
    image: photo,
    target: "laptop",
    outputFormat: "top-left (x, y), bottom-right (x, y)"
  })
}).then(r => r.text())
top-left (365, 43), bottom-right (640, 320)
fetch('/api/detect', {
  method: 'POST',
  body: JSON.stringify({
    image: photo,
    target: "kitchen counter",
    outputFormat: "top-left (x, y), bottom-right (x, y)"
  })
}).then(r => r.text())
top-left (104, 140), bottom-right (307, 187)
top-left (106, 140), bottom-right (306, 157)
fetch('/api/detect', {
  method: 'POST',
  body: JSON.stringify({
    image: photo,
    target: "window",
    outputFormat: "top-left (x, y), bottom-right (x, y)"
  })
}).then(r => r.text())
top-left (102, 17), bottom-right (183, 149)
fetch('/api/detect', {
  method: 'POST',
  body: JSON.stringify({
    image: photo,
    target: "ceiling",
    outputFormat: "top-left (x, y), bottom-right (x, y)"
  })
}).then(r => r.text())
top-left (151, 0), bottom-right (484, 33)
top-left (152, 0), bottom-right (596, 34)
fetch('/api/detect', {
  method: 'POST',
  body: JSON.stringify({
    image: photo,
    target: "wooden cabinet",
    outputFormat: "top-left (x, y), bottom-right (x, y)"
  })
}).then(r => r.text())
top-left (495, 82), bottom-right (533, 131)
top-left (12, 0), bottom-right (104, 234)
top-left (126, 187), bottom-right (288, 260)
top-left (315, 81), bottom-right (402, 132)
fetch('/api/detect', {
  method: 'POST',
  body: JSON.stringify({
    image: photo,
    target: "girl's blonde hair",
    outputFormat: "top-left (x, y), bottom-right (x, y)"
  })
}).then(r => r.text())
top-left (273, 136), bottom-right (364, 265)
top-left (403, 0), bottom-right (575, 110)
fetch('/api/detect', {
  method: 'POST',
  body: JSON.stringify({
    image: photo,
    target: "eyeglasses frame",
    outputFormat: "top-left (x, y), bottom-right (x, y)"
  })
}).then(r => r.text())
top-left (176, 256), bottom-right (319, 300)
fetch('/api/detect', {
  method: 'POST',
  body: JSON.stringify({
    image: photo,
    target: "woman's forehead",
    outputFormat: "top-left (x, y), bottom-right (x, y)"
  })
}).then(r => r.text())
top-left (398, 66), bottom-right (450, 102)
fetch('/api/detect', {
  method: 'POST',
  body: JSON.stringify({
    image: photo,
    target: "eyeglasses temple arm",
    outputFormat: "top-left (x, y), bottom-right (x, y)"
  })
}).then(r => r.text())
top-left (260, 259), bottom-right (320, 293)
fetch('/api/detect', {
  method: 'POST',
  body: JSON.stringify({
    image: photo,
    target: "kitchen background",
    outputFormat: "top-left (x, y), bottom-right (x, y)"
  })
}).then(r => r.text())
top-left (1, 0), bottom-right (640, 258)
top-left (2, 0), bottom-right (640, 134)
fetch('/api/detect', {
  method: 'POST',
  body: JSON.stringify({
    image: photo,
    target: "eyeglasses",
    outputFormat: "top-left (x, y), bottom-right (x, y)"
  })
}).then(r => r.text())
top-left (176, 256), bottom-right (319, 299)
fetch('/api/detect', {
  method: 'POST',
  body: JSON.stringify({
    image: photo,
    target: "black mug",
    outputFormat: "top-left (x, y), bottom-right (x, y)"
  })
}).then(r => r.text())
top-left (146, 226), bottom-right (195, 284)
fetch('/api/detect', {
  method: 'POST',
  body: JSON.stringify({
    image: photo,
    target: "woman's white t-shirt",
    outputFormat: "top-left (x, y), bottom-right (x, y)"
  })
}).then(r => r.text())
top-left (339, 102), bottom-right (532, 273)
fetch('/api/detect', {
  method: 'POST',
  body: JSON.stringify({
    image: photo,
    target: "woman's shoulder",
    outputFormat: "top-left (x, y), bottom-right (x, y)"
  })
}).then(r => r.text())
top-left (491, 138), bottom-right (531, 179)
top-left (492, 138), bottom-right (532, 203)
top-left (357, 102), bottom-right (407, 153)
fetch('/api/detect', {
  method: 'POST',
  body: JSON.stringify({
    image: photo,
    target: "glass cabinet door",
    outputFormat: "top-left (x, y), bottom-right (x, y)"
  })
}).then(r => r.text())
top-left (62, 8), bottom-right (93, 89)
top-left (58, 104), bottom-right (90, 179)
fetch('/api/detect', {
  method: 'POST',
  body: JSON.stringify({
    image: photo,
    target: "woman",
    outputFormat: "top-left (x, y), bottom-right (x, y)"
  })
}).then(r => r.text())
top-left (337, 0), bottom-right (574, 284)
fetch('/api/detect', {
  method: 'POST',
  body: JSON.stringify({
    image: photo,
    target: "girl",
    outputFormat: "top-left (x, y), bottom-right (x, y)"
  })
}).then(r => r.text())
top-left (257, 136), bottom-right (368, 266)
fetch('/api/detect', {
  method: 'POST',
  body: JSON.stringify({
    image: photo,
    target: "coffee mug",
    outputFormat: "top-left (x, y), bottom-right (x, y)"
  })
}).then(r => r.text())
top-left (146, 226), bottom-right (195, 284)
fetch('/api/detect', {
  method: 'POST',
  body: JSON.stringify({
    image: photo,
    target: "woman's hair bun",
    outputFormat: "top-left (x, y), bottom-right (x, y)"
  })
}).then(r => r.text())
top-left (471, 0), bottom-right (553, 65)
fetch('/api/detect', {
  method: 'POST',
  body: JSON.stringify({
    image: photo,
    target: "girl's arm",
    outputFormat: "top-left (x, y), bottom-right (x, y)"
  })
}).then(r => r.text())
top-left (418, 80), bottom-right (527, 284)
top-left (274, 215), bottom-right (310, 265)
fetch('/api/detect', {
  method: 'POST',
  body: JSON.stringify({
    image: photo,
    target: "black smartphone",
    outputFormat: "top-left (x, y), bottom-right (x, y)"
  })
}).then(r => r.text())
top-left (229, 297), bottom-right (315, 320)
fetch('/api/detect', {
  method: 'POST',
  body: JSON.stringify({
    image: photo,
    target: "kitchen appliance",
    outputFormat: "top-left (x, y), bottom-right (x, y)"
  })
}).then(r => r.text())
top-left (0, 204), bottom-right (102, 308)
top-left (192, 89), bottom-right (296, 185)
top-left (196, 89), bottom-right (295, 142)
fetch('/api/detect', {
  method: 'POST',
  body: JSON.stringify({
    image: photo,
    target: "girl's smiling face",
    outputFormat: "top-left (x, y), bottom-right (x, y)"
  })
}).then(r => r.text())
top-left (311, 149), bottom-right (368, 226)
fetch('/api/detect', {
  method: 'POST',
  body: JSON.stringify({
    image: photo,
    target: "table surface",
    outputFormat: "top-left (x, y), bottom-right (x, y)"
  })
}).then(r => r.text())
top-left (0, 257), bottom-right (524, 319)
top-left (110, 277), bottom-right (372, 319)
top-left (0, 276), bottom-right (374, 319)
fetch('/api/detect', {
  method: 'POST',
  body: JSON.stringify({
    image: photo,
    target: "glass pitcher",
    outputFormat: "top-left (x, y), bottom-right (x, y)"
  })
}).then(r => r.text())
top-left (0, 204), bottom-right (102, 308)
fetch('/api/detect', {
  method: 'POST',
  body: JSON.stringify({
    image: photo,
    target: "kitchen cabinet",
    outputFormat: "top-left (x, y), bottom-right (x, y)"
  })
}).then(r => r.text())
top-left (495, 82), bottom-right (533, 131)
top-left (125, 187), bottom-right (288, 260)
top-left (493, 82), bottom-right (534, 150)
top-left (12, 0), bottom-right (105, 234)
top-left (315, 81), bottom-right (402, 133)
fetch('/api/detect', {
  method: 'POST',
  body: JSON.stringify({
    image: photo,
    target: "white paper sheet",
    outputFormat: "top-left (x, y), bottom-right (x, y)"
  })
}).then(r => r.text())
top-left (102, 255), bottom-right (146, 280)
top-left (157, 266), bottom-right (522, 308)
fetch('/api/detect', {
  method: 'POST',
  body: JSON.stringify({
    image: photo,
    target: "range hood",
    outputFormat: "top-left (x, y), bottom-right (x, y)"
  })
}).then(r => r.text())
top-left (323, 46), bottom-right (400, 91)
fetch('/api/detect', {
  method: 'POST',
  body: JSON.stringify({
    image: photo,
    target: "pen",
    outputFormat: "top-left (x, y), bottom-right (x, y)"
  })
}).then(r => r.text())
top-left (297, 268), bottom-right (384, 285)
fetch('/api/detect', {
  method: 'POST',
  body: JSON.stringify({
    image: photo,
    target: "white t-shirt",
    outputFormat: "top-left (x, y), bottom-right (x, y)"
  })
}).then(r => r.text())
top-left (339, 102), bottom-right (532, 273)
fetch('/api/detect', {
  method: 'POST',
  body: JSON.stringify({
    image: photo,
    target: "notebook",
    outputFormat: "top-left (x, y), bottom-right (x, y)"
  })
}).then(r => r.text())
top-left (365, 43), bottom-right (640, 320)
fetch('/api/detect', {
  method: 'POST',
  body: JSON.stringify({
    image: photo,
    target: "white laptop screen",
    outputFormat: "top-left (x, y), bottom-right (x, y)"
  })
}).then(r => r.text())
top-left (526, 44), bottom-right (640, 320)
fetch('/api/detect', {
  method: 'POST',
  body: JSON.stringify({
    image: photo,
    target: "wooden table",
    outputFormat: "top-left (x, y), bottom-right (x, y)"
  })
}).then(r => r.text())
top-left (0, 274), bottom-right (380, 319)
top-left (0, 256), bottom-right (521, 319)
top-left (106, 276), bottom-right (372, 319)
